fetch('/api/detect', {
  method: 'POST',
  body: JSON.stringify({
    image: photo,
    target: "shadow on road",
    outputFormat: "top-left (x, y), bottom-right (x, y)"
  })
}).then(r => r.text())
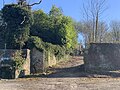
top-left (22, 56), bottom-right (120, 78)
top-left (23, 64), bottom-right (120, 78)
top-left (46, 64), bottom-right (87, 78)
top-left (23, 64), bottom-right (89, 78)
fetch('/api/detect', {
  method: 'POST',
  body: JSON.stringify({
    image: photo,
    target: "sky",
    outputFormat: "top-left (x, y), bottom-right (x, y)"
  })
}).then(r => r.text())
top-left (0, 0), bottom-right (120, 43)
top-left (0, 0), bottom-right (120, 22)
top-left (0, 0), bottom-right (82, 21)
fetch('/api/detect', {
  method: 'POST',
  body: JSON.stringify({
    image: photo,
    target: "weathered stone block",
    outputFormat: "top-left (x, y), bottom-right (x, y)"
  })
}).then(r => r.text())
top-left (84, 43), bottom-right (120, 71)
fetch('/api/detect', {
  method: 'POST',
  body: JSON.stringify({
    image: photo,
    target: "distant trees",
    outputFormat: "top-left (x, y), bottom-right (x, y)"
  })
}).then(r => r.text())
top-left (97, 22), bottom-right (108, 43)
top-left (73, 0), bottom-right (109, 48)
top-left (76, 19), bottom-right (120, 45)
top-left (82, 0), bottom-right (107, 44)
top-left (109, 21), bottom-right (120, 43)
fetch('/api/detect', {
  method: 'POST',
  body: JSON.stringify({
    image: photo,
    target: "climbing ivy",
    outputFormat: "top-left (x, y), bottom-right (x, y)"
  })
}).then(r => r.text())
top-left (2, 4), bottom-right (33, 49)
top-left (12, 51), bottom-right (25, 70)
top-left (27, 36), bottom-right (66, 60)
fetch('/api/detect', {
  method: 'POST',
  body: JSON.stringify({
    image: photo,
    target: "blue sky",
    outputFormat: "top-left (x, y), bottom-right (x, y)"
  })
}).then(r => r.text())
top-left (0, 0), bottom-right (82, 22)
top-left (0, 0), bottom-right (120, 43)
top-left (0, 0), bottom-right (120, 22)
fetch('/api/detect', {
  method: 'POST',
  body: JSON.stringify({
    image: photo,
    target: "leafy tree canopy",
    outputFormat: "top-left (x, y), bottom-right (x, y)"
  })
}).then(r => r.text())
top-left (1, 4), bottom-right (33, 49)
top-left (30, 5), bottom-right (77, 50)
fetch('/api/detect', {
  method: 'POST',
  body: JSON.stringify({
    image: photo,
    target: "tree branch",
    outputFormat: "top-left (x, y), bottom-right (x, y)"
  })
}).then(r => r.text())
top-left (27, 0), bottom-right (42, 6)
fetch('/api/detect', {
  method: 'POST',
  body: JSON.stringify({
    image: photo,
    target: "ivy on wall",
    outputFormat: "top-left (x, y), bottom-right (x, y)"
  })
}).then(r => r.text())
top-left (11, 51), bottom-right (26, 70)
top-left (27, 36), bottom-right (66, 60)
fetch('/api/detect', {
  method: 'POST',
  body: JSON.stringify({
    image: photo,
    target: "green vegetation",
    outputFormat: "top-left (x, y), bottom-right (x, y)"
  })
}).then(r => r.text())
top-left (12, 51), bottom-right (26, 70)
top-left (30, 5), bottom-right (77, 50)
top-left (1, 4), bottom-right (33, 49)
top-left (0, 4), bottom-right (77, 63)
top-left (28, 6), bottom-right (77, 60)
top-left (27, 36), bottom-right (66, 60)
top-left (0, 51), bottom-right (25, 71)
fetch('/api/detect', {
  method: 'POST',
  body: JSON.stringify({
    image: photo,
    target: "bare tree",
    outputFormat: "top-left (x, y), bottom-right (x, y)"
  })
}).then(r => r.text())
top-left (0, 11), bottom-right (2, 25)
top-left (82, 0), bottom-right (107, 43)
top-left (97, 22), bottom-right (108, 43)
top-left (3, 0), bottom-right (5, 6)
top-left (110, 21), bottom-right (120, 43)
top-left (17, 0), bottom-right (42, 7)
top-left (74, 20), bottom-right (96, 48)
top-left (27, 0), bottom-right (42, 6)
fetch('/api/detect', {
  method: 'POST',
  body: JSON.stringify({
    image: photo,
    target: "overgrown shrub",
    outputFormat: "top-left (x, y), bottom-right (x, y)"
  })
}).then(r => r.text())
top-left (12, 51), bottom-right (25, 70)
top-left (27, 36), bottom-right (66, 60)
top-left (2, 4), bottom-right (33, 49)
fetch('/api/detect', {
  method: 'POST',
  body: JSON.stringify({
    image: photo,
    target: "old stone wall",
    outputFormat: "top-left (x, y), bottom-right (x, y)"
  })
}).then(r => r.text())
top-left (47, 51), bottom-right (57, 67)
top-left (30, 48), bottom-right (69, 73)
top-left (30, 48), bottom-right (58, 73)
top-left (0, 49), bottom-right (30, 79)
top-left (84, 43), bottom-right (120, 71)
top-left (30, 48), bottom-right (44, 73)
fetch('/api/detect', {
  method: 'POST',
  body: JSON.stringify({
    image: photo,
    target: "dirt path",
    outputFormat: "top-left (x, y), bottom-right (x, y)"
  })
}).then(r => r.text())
top-left (46, 56), bottom-right (85, 78)
top-left (1, 56), bottom-right (120, 90)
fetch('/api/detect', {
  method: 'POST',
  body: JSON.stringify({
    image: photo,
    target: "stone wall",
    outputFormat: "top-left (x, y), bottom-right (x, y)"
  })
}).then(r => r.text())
top-left (0, 48), bottom-right (69, 77)
top-left (0, 49), bottom-right (30, 79)
top-left (30, 48), bottom-right (44, 73)
top-left (30, 48), bottom-right (58, 73)
top-left (30, 48), bottom-right (69, 73)
top-left (84, 43), bottom-right (120, 71)
top-left (47, 51), bottom-right (57, 67)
